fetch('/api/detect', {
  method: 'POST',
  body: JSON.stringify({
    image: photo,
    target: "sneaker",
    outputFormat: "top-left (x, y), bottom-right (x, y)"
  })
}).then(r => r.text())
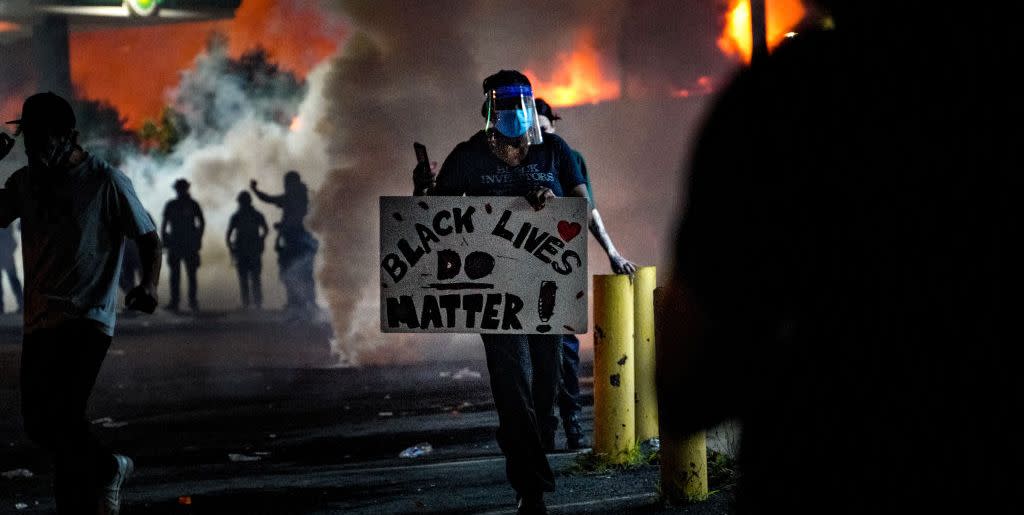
top-left (98, 454), bottom-right (133, 515)
top-left (563, 415), bottom-right (589, 450)
top-left (516, 493), bottom-right (548, 515)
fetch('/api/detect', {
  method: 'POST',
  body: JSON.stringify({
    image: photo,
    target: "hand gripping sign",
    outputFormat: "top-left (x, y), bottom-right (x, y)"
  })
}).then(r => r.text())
top-left (380, 196), bottom-right (588, 334)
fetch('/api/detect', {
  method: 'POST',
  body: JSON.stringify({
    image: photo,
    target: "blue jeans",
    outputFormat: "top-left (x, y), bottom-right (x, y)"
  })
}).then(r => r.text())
top-left (558, 335), bottom-right (583, 426)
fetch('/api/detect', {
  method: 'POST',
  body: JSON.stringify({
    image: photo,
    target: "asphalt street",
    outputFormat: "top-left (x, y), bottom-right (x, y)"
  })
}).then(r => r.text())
top-left (0, 312), bottom-right (736, 514)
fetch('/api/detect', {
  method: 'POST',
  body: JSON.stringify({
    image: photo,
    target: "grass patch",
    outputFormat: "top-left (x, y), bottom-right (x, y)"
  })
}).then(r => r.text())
top-left (565, 443), bottom-right (660, 476)
top-left (707, 449), bottom-right (739, 491)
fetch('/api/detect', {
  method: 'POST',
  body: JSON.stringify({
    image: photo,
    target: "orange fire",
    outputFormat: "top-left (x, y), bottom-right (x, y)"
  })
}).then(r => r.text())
top-left (69, 0), bottom-right (346, 128)
top-left (0, 21), bottom-right (21, 32)
top-left (522, 30), bottom-right (620, 108)
top-left (717, 0), bottom-right (806, 63)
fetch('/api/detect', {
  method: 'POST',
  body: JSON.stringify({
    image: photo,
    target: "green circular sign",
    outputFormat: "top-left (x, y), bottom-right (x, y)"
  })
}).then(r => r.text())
top-left (126, 0), bottom-right (161, 16)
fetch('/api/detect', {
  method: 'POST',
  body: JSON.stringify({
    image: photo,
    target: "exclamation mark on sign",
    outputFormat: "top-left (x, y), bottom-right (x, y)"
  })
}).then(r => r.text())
top-left (536, 281), bottom-right (557, 333)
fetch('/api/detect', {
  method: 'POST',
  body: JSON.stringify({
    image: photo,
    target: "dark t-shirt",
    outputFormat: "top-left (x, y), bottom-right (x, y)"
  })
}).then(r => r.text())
top-left (163, 197), bottom-right (203, 253)
top-left (229, 207), bottom-right (267, 258)
top-left (572, 149), bottom-right (595, 209)
top-left (434, 131), bottom-right (586, 197)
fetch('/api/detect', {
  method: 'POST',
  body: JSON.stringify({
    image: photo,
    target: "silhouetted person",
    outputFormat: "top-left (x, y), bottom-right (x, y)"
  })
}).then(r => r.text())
top-left (0, 92), bottom-right (161, 514)
top-left (0, 224), bottom-right (24, 314)
top-left (161, 178), bottom-right (204, 312)
top-left (532, 98), bottom-right (637, 451)
top-left (657, 4), bottom-right (1023, 513)
top-left (251, 171), bottom-right (318, 316)
top-left (227, 191), bottom-right (268, 309)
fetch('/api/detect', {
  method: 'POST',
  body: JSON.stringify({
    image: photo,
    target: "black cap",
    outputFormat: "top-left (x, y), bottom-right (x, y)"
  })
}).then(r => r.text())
top-left (482, 70), bottom-right (531, 93)
top-left (173, 178), bottom-right (191, 190)
top-left (6, 92), bottom-right (76, 134)
top-left (534, 98), bottom-right (561, 121)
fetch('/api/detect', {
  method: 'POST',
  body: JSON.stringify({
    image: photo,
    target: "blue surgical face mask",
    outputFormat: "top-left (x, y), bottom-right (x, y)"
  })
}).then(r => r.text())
top-left (495, 109), bottom-right (531, 138)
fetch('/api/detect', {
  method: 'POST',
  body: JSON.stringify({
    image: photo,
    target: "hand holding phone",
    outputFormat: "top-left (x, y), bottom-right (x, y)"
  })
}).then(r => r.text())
top-left (0, 133), bottom-right (14, 162)
top-left (413, 142), bottom-right (437, 192)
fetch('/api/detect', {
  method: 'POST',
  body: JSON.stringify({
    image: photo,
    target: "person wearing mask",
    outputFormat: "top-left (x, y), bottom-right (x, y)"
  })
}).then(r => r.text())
top-left (532, 98), bottom-right (637, 451)
top-left (414, 70), bottom-right (589, 515)
top-left (0, 92), bottom-right (161, 514)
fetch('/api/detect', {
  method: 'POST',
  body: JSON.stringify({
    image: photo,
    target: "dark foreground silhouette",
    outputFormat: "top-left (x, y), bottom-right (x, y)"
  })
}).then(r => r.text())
top-left (659, 3), bottom-right (1024, 513)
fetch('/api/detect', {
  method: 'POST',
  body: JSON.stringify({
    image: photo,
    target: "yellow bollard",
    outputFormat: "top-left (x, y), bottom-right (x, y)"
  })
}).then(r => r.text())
top-left (660, 430), bottom-right (709, 503)
top-left (592, 274), bottom-right (636, 463)
top-left (633, 266), bottom-right (658, 443)
top-left (654, 286), bottom-right (709, 503)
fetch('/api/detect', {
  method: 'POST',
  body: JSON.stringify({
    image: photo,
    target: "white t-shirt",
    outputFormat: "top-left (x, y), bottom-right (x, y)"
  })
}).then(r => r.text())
top-left (0, 155), bottom-right (156, 336)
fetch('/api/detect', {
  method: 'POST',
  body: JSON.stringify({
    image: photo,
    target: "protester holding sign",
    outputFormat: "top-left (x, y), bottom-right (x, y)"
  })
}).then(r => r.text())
top-left (413, 70), bottom-right (589, 515)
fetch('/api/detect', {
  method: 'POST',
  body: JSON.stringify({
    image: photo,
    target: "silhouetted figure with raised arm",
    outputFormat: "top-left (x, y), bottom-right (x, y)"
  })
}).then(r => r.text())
top-left (657, 3), bottom-right (1024, 513)
top-left (161, 178), bottom-right (204, 312)
top-left (227, 191), bottom-right (268, 310)
top-left (0, 92), bottom-right (161, 514)
top-left (0, 224), bottom-right (24, 314)
top-left (251, 171), bottom-right (318, 317)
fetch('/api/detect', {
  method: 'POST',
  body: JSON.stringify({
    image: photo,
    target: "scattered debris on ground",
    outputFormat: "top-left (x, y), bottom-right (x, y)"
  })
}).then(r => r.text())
top-left (399, 442), bottom-right (433, 459)
top-left (1, 469), bottom-right (33, 479)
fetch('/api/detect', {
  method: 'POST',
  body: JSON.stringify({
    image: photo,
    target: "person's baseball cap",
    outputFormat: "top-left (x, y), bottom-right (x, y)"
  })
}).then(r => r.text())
top-left (482, 70), bottom-right (531, 93)
top-left (6, 92), bottom-right (77, 134)
top-left (534, 98), bottom-right (561, 122)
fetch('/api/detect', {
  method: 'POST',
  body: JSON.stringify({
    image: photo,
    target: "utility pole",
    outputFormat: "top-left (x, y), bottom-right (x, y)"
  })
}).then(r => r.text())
top-left (750, 0), bottom-right (769, 65)
top-left (32, 15), bottom-right (72, 98)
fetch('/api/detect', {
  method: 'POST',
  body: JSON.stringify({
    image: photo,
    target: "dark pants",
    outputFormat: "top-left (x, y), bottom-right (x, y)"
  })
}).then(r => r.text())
top-left (21, 320), bottom-right (114, 512)
top-left (237, 257), bottom-right (263, 308)
top-left (280, 252), bottom-right (317, 311)
top-left (558, 335), bottom-right (583, 427)
top-left (481, 334), bottom-right (562, 496)
top-left (168, 252), bottom-right (199, 309)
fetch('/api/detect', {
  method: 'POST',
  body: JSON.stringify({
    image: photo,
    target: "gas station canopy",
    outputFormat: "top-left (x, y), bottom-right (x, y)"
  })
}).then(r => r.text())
top-left (0, 0), bottom-right (243, 96)
top-left (1, 1), bottom-right (242, 30)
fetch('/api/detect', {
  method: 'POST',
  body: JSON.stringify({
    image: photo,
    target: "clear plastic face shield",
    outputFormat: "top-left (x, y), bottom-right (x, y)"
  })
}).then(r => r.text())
top-left (484, 84), bottom-right (543, 146)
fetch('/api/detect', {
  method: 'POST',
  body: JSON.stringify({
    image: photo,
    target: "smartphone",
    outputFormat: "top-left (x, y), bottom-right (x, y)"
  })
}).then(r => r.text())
top-left (414, 142), bottom-right (429, 167)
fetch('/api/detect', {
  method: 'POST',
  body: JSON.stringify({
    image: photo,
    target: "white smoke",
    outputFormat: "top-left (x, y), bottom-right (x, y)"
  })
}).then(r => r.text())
top-left (121, 41), bottom-right (332, 310)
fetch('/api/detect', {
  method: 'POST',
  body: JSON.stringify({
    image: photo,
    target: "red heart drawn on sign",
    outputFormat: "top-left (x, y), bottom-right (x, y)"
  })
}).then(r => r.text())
top-left (558, 221), bottom-right (582, 242)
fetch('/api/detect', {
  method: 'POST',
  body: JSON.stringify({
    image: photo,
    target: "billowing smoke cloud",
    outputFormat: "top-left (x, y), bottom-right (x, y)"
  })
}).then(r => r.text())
top-left (122, 39), bottom-right (333, 309)
top-left (310, 1), bottom-right (481, 365)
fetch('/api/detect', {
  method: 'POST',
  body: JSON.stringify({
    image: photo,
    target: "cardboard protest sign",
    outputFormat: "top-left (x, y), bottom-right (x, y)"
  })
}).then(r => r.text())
top-left (380, 196), bottom-right (588, 334)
